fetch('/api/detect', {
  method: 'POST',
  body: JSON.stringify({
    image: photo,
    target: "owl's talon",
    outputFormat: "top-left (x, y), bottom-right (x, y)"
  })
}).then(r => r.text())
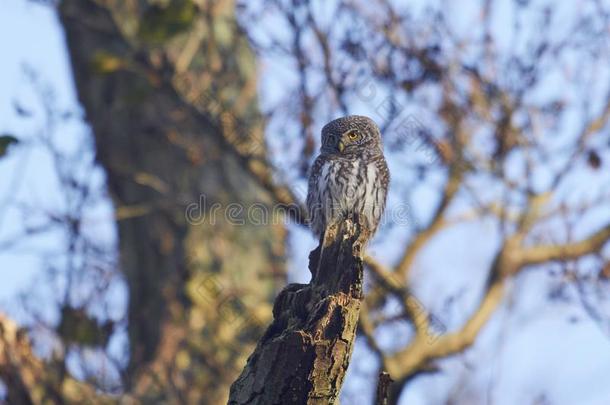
top-left (353, 241), bottom-right (363, 257)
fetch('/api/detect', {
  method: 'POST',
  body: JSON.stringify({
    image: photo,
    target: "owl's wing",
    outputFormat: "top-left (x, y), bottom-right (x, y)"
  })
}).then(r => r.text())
top-left (374, 156), bottom-right (390, 232)
top-left (306, 156), bottom-right (326, 235)
top-left (358, 155), bottom-right (390, 237)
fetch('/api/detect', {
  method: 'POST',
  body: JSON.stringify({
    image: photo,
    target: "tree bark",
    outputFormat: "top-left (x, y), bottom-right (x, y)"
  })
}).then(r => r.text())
top-left (229, 219), bottom-right (364, 405)
top-left (59, 1), bottom-right (285, 403)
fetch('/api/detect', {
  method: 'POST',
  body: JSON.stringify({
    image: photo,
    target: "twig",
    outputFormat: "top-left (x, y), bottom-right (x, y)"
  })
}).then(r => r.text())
top-left (375, 371), bottom-right (393, 405)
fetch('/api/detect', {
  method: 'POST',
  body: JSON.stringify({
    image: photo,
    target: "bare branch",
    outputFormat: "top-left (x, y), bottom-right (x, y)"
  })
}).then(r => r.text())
top-left (520, 223), bottom-right (610, 266)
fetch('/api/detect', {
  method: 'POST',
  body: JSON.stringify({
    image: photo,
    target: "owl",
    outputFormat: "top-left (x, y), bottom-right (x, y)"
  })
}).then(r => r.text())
top-left (306, 115), bottom-right (390, 248)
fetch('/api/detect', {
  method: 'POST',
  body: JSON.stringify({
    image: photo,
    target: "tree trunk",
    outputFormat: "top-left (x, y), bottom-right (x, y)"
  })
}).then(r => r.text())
top-left (229, 220), bottom-right (364, 404)
top-left (59, 1), bottom-right (285, 403)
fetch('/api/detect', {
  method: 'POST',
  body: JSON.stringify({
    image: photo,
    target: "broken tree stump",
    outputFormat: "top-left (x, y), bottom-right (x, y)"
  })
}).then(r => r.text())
top-left (228, 219), bottom-right (364, 404)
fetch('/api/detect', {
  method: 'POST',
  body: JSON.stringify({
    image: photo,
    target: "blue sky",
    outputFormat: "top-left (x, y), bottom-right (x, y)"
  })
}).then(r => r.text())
top-left (0, 1), bottom-right (77, 304)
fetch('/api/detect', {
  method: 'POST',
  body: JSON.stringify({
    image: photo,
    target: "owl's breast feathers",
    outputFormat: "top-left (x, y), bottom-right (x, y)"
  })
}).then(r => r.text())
top-left (306, 153), bottom-right (389, 239)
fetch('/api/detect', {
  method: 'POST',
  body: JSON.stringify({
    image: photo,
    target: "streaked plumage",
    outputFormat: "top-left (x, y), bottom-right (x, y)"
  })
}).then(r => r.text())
top-left (306, 115), bottom-right (389, 244)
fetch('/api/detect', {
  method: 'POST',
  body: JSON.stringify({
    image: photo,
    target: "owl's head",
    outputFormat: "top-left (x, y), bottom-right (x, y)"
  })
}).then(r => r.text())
top-left (320, 115), bottom-right (383, 156)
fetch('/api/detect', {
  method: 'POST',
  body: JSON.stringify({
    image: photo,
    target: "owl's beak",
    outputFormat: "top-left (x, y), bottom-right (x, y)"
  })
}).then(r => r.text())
top-left (338, 140), bottom-right (345, 153)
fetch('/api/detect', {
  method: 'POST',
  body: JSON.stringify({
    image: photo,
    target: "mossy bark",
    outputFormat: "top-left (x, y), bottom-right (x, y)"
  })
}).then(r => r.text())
top-left (59, 1), bottom-right (284, 403)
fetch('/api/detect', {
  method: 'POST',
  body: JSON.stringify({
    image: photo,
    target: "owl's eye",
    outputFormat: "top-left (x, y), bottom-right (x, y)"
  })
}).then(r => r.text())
top-left (346, 131), bottom-right (360, 141)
